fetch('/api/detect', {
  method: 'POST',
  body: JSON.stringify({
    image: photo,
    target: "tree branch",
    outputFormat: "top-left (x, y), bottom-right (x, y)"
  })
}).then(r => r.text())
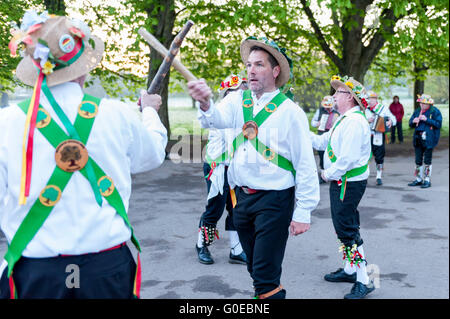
top-left (299, 0), bottom-right (345, 72)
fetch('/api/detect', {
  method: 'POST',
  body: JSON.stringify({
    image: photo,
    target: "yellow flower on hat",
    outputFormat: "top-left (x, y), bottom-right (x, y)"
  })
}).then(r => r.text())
top-left (345, 81), bottom-right (354, 89)
top-left (331, 75), bottom-right (341, 81)
top-left (42, 61), bottom-right (55, 75)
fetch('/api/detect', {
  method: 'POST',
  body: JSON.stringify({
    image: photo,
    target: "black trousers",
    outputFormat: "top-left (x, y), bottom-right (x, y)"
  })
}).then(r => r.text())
top-left (0, 244), bottom-right (136, 299)
top-left (199, 162), bottom-right (235, 231)
top-left (414, 135), bottom-right (433, 165)
top-left (371, 134), bottom-right (385, 165)
top-left (233, 186), bottom-right (295, 297)
top-left (330, 180), bottom-right (367, 248)
top-left (390, 121), bottom-right (403, 143)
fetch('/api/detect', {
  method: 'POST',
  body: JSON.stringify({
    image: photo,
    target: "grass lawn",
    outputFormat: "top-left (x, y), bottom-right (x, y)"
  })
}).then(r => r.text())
top-left (169, 103), bottom-right (449, 139)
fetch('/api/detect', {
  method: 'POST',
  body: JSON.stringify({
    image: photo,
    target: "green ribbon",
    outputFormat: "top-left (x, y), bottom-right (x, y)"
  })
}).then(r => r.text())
top-left (41, 80), bottom-right (103, 207)
top-left (205, 90), bottom-right (295, 177)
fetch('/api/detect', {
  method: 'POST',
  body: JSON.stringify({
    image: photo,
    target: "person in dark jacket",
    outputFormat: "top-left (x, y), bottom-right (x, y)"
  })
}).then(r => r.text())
top-left (408, 94), bottom-right (442, 188)
top-left (389, 96), bottom-right (404, 143)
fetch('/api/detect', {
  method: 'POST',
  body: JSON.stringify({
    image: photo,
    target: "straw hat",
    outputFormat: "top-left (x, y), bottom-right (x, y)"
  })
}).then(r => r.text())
top-left (321, 95), bottom-right (334, 108)
top-left (368, 91), bottom-right (378, 98)
top-left (240, 36), bottom-right (292, 88)
top-left (416, 94), bottom-right (434, 105)
top-left (330, 75), bottom-right (369, 109)
top-left (11, 11), bottom-right (104, 87)
top-left (218, 74), bottom-right (247, 99)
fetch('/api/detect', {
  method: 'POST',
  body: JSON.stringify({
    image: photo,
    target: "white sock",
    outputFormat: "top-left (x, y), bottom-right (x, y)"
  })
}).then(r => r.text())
top-left (229, 231), bottom-right (243, 255)
top-left (355, 245), bottom-right (370, 285)
top-left (416, 165), bottom-right (424, 182)
top-left (344, 260), bottom-right (356, 275)
top-left (424, 165), bottom-right (432, 182)
top-left (376, 170), bottom-right (382, 179)
top-left (197, 229), bottom-right (203, 248)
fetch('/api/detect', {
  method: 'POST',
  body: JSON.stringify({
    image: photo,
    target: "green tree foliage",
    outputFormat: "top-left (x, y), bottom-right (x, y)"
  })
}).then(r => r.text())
top-left (42, 187), bottom-right (58, 203)
top-left (0, 0), bottom-right (43, 92)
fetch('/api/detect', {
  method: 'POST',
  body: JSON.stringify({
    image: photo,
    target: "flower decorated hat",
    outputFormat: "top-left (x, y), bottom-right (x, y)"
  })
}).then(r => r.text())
top-left (321, 95), bottom-right (334, 108)
top-left (330, 75), bottom-right (369, 109)
top-left (417, 94), bottom-right (434, 105)
top-left (218, 74), bottom-right (247, 99)
top-left (10, 10), bottom-right (104, 87)
top-left (368, 91), bottom-right (378, 98)
top-left (240, 36), bottom-right (293, 88)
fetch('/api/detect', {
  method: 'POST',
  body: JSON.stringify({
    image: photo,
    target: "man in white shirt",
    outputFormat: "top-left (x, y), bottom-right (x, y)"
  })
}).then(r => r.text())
top-left (0, 12), bottom-right (167, 299)
top-left (196, 74), bottom-right (248, 265)
top-left (188, 36), bottom-right (320, 299)
top-left (365, 91), bottom-right (396, 186)
top-left (310, 75), bottom-right (375, 299)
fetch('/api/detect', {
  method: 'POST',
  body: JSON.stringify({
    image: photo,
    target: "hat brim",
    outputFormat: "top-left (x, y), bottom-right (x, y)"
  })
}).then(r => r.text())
top-left (331, 80), bottom-right (364, 109)
top-left (240, 39), bottom-right (290, 88)
top-left (16, 35), bottom-right (104, 87)
top-left (416, 99), bottom-right (433, 105)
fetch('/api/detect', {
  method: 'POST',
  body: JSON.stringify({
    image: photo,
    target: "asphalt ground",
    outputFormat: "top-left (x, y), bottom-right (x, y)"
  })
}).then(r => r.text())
top-left (0, 146), bottom-right (448, 299)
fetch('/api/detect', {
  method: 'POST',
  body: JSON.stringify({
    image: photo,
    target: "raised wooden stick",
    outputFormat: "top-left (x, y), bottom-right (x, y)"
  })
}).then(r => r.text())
top-left (138, 26), bottom-right (197, 84)
top-left (145, 20), bottom-right (195, 94)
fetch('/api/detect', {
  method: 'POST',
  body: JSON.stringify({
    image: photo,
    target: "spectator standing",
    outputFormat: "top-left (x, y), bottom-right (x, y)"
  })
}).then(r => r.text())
top-left (389, 96), bottom-right (404, 143)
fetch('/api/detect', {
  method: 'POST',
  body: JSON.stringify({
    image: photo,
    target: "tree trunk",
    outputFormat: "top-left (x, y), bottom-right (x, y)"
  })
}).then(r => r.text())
top-left (413, 61), bottom-right (428, 110)
top-left (43, 0), bottom-right (66, 15)
top-left (145, 0), bottom-right (175, 139)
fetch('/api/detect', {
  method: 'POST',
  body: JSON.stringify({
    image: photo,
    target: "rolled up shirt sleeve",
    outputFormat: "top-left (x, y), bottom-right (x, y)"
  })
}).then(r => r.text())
top-left (290, 110), bottom-right (320, 223)
top-left (128, 106), bottom-right (168, 174)
top-left (310, 130), bottom-right (330, 151)
top-left (197, 92), bottom-right (239, 129)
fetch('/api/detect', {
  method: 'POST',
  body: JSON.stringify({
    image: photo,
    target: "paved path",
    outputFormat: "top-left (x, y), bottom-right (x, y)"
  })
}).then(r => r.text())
top-left (1, 149), bottom-right (448, 299)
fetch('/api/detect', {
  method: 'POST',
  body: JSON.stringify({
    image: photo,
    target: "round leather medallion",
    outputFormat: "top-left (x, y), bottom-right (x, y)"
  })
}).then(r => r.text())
top-left (242, 121), bottom-right (258, 140)
top-left (55, 139), bottom-right (89, 172)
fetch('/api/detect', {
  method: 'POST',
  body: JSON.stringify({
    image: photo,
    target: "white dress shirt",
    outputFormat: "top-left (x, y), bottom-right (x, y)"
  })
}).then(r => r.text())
top-left (0, 82), bottom-right (167, 258)
top-left (365, 103), bottom-right (397, 146)
top-left (197, 89), bottom-right (320, 223)
top-left (310, 106), bottom-right (371, 182)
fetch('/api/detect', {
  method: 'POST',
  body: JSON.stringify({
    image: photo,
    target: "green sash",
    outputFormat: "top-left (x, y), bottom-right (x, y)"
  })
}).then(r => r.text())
top-left (5, 94), bottom-right (140, 277)
top-left (326, 111), bottom-right (371, 201)
top-left (205, 90), bottom-right (295, 177)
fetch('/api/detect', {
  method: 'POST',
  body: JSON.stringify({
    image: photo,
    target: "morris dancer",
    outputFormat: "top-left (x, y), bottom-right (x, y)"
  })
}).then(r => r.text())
top-left (408, 94), bottom-right (442, 188)
top-left (0, 11), bottom-right (167, 299)
top-left (365, 91), bottom-right (396, 186)
top-left (188, 37), bottom-right (320, 299)
top-left (196, 74), bottom-right (248, 265)
top-left (311, 96), bottom-right (339, 183)
top-left (310, 75), bottom-right (375, 299)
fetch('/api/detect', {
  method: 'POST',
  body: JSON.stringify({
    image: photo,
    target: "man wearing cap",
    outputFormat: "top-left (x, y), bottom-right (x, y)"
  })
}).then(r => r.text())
top-left (310, 75), bottom-right (375, 299)
top-left (408, 94), bottom-right (442, 188)
top-left (188, 37), bottom-right (320, 299)
top-left (196, 74), bottom-right (248, 265)
top-left (0, 11), bottom-right (167, 299)
top-left (311, 96), bottom-right (339, 184)
top-left (365, 91), bottom-right (396, 186)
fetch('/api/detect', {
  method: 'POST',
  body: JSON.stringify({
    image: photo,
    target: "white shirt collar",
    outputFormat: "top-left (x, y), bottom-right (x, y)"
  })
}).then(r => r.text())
top-left (342, 105), bottom-right (361, 117)
top-left (251, 89), bottom-right (280, 105)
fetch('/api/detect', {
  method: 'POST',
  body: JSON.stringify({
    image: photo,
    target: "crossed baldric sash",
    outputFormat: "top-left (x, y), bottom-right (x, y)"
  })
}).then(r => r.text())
top-left (4, 84), bottom-right (141, 298)
top-left (205, 90), bottom-right (296, 178)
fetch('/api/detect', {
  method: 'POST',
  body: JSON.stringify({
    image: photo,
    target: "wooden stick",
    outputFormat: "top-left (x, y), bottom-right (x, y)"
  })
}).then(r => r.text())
top-left (145, 20), bottom-right (195, 94)
top-left (138, 26), bottom-right (197, 83)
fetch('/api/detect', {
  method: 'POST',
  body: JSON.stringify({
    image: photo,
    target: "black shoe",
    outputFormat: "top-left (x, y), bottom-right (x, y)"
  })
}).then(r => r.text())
top-left (196, 245), bottom-right (214, 264)
top-left (344, 281), bottom-right (375, 299)
top-left (408, 180), bottom-right (423, 186)
top-left (324, 268), bottom-right (356, 283)
top-left (229, 250), bottom-right (247, 265)
top-left (421, 180), bottom-right (431, 188)
top-left (376, 178), bottom-right (382, 186)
